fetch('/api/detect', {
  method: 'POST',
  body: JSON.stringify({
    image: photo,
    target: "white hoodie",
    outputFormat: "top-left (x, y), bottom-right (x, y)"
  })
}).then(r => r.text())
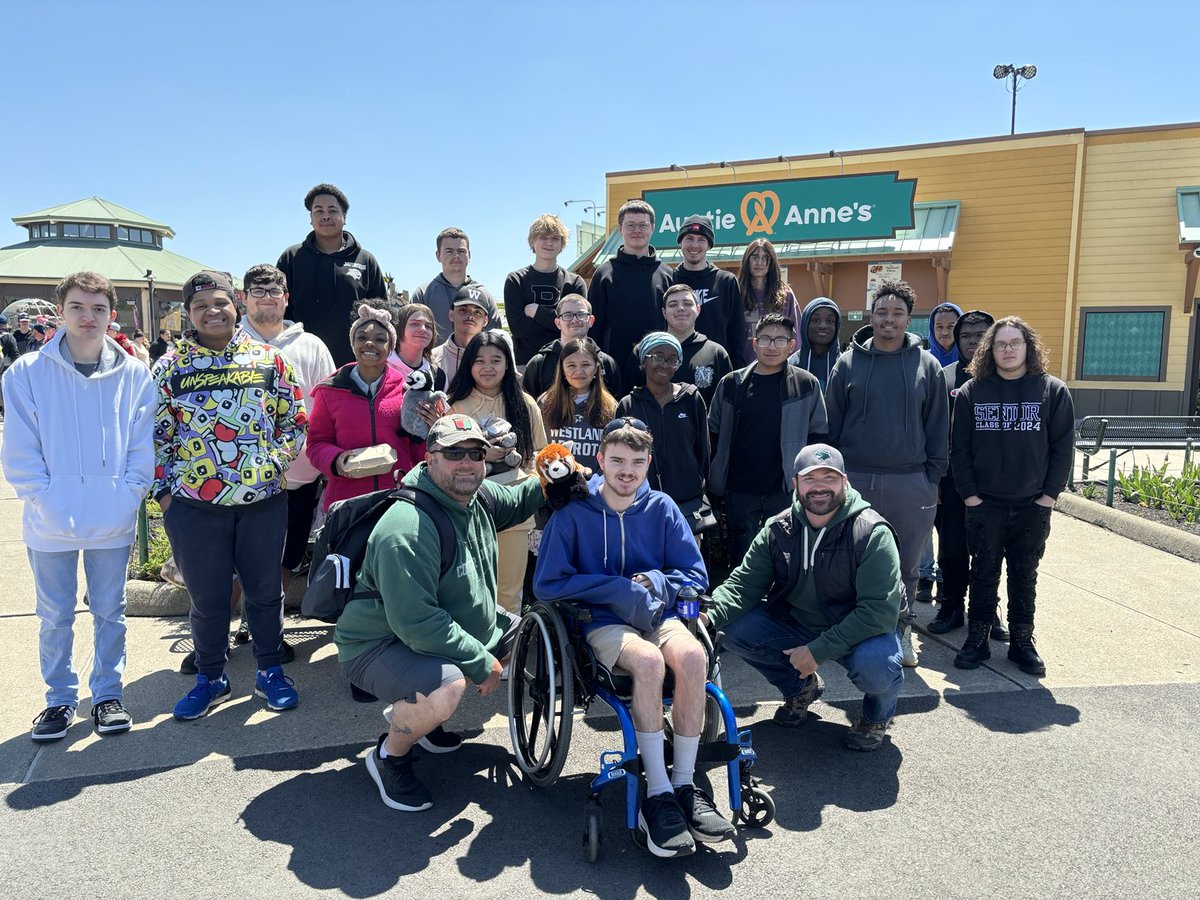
top-left (0, 331), bottom-right (156, 551)
top-left (238, 319), bottom-right (335, 486)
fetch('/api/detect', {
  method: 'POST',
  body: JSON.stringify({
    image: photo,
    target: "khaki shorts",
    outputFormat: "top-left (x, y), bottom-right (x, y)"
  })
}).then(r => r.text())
top-left (586, 617), bottom-right (694, 671)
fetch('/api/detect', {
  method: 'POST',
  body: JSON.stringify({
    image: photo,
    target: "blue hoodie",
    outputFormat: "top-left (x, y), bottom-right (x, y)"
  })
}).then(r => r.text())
top-left (788, 296), bottom-right (843, 389)
top-left (533, 475), bottom-right (707, 634)
top-left (927, 302), bottom-right (962, 368)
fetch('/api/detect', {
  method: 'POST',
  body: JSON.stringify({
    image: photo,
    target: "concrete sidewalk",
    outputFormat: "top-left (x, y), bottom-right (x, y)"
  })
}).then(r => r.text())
top-left (2, 422), bottom-right (1198, 898)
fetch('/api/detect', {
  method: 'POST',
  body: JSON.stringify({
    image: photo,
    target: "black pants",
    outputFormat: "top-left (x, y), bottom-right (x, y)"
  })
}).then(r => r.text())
top-left (935, 476), bottom-right (970, 610)
top-left (723, 490), bottom-right (790, 568)
top-left (164, 494), bottom-right (288, 677)
top-left (964, 501), bottom-right (1052, 626)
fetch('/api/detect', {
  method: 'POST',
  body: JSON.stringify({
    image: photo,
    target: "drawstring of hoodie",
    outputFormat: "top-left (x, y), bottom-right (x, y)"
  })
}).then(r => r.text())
top-left (602, 507), bottom-right (609, 571)
top-left (802, 525), bottom-right (827, 571)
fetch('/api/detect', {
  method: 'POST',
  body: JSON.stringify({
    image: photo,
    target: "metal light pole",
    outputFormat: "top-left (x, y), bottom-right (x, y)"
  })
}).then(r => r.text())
top-left (564, 199), bottom-right (600, 231)
top-left (993, 64), bottom-right (1037, 135)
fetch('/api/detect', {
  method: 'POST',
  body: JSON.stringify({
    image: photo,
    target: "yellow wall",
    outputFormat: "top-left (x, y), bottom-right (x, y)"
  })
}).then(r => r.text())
top-left (1068, 126), bottom-right (1200, 391)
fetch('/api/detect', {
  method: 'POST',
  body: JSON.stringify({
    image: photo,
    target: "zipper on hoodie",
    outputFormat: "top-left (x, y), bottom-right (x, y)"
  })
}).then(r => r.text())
top-left (368, 387), bottom-right (380, 492)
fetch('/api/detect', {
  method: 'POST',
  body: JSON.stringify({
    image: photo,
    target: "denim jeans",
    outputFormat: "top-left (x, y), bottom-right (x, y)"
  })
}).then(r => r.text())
top-left (720, 606), bottom-right (904, 724)
top-left (28, 545), bottom-right (131, 708)
top-left (964, 501), bottom-right (1052, 626)
top-left (918, 532), bottom-right (940, 581)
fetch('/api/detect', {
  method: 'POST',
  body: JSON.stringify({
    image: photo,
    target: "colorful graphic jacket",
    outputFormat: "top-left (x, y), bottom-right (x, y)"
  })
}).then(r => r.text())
top-left (151, 331), bottom-right (307, 506)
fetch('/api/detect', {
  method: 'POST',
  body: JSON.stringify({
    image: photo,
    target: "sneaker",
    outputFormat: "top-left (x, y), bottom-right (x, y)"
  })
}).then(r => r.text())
top-left (91, 699), bottom-right (132, 735)
top-left (31, 705), bottom-right (75, 742)
top-left (915, 578), bottom-right (935, 602)
top-left (173, 674), bottom-right (231, 721)
top-left (417, 726), bottom-right (462, 754)
top-left (234, 615), bottom-right (250, 645)
top-left (773, 673), bottom-right (825, 727)
top-left (900, 625), bottom-right (919, 667)
top-left (179, 650), bottom-right (198, 675)
top-left (255, 667), bottom-right (299, 711)
top-left (280, 639), bottom-right (296, 664)
top-left (365, 734), bottom-right (433, 812)
top-left (637, 791), bottom-right (695, 858)
top-left (845, 716), bottom-right (893, 752)
top-left (675, 783), bottom-right (735, 843)
top-left (927, 605), bottom-right (965, 635)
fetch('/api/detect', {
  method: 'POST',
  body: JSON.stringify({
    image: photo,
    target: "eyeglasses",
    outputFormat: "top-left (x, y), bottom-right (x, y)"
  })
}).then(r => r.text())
top-left (248, 287), bottom-right (285, 298)
top-left (622, 221), bottom-right (652, 232)
top-left (994, 339), bottom-right (1026, 352)
top-left (748, 254), bottom-right (770, 264)
top-left (602, 417), bottom-right (650, 437)
top-left (755, 335), bottom-right (792, 348)
top-left (644, 354), bottom-right (681, 369)
top-left (557, 311), bottom-right (590, 322)
top-left (433, 447), bottom-right (487, 462)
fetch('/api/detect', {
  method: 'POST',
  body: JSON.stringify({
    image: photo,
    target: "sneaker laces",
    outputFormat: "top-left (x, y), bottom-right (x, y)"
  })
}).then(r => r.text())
top-left (262, 669), bottom-right (295, 688)
top-left (680, 784), bottom-right (719, 816)
top-left (93, 699), bottom-right (124, 718)
top-left (33, 705), bottom-right (73, 726)
top-left (645, 792), bottom-right (687, 829)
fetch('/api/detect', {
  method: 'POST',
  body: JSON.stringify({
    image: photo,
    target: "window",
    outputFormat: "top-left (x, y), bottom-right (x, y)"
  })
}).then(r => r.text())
top-left (117, 226), bottom-right (129, 240)
top-left (80, 224), bottom-right (95, 238)
top-left (1076, 307), bottom-right (1170, 382)
top-left (95, 225), bottom-right (111, 239)
top-left (64, 223), bottom-right (79, 237)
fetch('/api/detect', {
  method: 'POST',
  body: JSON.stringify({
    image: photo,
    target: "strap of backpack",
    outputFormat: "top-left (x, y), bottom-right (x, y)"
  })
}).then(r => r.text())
top-left (396, 487), bottom-right (457, 577)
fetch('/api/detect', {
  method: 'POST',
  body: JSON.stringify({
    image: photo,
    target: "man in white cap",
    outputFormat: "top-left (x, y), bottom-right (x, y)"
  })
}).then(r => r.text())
top-left (705, 443), bottom-right (905, 752)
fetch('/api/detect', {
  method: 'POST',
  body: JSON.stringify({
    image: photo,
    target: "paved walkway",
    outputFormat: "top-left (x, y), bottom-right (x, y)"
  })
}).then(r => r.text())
top-left (1, 423), bottom-right (1198, 898)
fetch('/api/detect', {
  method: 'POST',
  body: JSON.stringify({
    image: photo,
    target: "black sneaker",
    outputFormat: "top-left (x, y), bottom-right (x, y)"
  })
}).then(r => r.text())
top-left (31, 705), bottom-right (75, 742)
top-left (637, 791), bottom-right (695, 858)
top-left (234, 615), bottom-right (251, 645)
top-left (675, 784), bottom-right (735, 843)
top-left (417, 726), bottom-right (463, 754)
top-left (365, 734), bottom-right (433, 812)
top-left (179, 650), bottom-right (198, 675)
top-left (915, 578), bottom-right (935, 602)
top-left (927, 605), bottom-right (965, 635)
top-left (773, 673), bottom-right (825, 727)
top-left (91, 699), bottom-right (132, 734)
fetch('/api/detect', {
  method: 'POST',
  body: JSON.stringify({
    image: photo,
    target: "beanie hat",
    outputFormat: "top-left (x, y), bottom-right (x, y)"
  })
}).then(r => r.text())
top-left (637, 331), bottom-right (683, 362)
top-left (676, 214), bottom-right (715, 248)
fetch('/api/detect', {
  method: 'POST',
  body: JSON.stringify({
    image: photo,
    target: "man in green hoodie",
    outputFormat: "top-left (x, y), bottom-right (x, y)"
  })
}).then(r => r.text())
top-left (334, 413), bottom-right (545, 812)
top-left (706, 444), bottom-right (904, 752)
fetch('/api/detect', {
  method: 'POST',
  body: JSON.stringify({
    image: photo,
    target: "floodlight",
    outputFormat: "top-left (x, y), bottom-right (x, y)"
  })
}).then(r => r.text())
top-left (994, 64), bottom-right (1012, 79)
top-left (1019, 65), bottom-right (1037, 79)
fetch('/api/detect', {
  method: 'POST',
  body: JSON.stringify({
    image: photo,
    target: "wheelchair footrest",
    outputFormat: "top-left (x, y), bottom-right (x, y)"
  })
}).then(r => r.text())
top-left (696, 742), bottom-right (742, 765)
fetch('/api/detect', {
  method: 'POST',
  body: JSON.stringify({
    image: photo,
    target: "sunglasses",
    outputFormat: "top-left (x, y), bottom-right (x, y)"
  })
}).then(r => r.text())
top-left (602, 417), bottom-right (650, 437)
top-left (433, 446), bottom-right (487, 462)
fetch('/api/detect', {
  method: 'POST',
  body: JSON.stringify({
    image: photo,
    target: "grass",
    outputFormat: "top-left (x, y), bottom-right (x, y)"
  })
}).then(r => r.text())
top-left (128, 498), bottom-right (170, 581)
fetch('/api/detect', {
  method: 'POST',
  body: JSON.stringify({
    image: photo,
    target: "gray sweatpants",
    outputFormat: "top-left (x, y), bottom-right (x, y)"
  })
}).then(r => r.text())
top-left (847, 471), bottom-right (938, 627)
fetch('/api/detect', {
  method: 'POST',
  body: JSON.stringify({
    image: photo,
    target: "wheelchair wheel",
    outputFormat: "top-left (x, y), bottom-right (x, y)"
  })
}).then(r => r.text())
top-left (583, 802), bottom-right (602, 863)
top-left (508, 602), bottom-right (574, 787)
top-left (700, 693), bottom-right (723, 744)
top-left (737, 785), bottom-right (775, 828)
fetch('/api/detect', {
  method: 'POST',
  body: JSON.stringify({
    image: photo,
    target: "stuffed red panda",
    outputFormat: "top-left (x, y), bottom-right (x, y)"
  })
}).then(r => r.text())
top-left (534, 442), bottom-right (589, 510)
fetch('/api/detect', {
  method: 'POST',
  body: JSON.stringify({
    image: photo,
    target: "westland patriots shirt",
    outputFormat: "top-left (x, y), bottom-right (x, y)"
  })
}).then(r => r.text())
top-left (152, 332), bottom-right (307, 506)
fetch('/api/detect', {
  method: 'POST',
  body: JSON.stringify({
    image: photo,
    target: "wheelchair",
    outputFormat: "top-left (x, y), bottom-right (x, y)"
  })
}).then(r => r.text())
top-left (506, 596), bottom-right (775, 862)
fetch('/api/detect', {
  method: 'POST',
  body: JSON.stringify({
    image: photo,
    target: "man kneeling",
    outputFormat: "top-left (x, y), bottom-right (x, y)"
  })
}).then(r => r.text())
top-left (535, 418), bottom-right (733, 858)
top-left (707, 444), bottom-right (904, 752)
top-left (334, 415), bottom-right (546, 811)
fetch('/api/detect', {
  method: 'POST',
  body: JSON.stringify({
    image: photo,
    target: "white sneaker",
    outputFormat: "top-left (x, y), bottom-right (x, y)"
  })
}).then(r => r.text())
top-left (900, 625), bottom-right (919, 668)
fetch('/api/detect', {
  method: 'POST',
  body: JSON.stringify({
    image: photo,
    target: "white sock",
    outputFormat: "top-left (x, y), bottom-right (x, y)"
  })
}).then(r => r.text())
top-left (671, 734), bottom-right (700, 789)
top-left (637, 730), bottom-right (673, 798)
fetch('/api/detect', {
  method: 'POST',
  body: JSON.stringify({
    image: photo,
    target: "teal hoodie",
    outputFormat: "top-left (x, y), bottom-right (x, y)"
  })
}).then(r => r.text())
top-left (333, 463), bottom-right (544, 681)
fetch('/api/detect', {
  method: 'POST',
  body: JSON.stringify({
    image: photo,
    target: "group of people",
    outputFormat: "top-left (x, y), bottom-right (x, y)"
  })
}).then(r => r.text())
top-left (0, 183), bottom-right (1074, 860)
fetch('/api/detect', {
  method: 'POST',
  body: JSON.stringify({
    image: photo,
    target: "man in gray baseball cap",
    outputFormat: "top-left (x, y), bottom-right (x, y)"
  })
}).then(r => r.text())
top-left (704, 443), bottom-right (906, 752)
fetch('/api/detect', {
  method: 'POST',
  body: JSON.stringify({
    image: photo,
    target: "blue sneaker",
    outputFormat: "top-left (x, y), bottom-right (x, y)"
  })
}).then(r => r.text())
top-left (255, 667), bottom-right (299, 711)
top-left (173, 674), bottom-right (231, 721)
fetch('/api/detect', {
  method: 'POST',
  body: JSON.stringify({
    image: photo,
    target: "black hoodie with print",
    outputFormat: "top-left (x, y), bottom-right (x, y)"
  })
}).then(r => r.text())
top-left (588, 246), bottom-right (673, 385)
top-left (671, 263), bottom-right (748, 368)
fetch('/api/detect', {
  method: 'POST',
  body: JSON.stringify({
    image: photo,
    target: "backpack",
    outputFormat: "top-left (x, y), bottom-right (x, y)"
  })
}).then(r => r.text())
top-left (301, 483), bottom-right (495, 624)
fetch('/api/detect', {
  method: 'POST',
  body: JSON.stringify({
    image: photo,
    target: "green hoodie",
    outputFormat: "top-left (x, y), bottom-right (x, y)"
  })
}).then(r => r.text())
top-left (333, 463), bottom-right (545, 681)
top-left (708, 485), bottom-right (901, 663)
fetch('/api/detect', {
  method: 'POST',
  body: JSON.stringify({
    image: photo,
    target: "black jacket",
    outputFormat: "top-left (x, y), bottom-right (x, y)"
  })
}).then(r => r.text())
top-left (12, 329), bottom-right (41, 355)
top-left (951, 372), bottom-right (1075, 504)
top-left (615, 385), bottom-right (709, 505)
top-left (521, 338), bottom-right (621, 401)
top-left (504, 266), bottom-right (587, 365)
top-left (671, 263), bottom-right (748, 368)
top-left (588, 246), bottom-right (673, 385)
top-left (625, 331), bottom-right (732, 410)
top-left (278, 230), bottom-right (387, 367)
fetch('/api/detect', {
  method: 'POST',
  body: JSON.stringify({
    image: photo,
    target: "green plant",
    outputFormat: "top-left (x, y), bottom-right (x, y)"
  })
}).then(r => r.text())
top-left (1114, 456), bottom-right (1200, 523)
top-left (130, 523), bottom-right (172, 581)
top-left (1081, 482), bottom-right (1099, 500)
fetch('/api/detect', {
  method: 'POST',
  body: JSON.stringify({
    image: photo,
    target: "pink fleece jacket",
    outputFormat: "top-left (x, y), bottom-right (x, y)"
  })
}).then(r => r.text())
top-left (305, 363), bottom-right (426, 510)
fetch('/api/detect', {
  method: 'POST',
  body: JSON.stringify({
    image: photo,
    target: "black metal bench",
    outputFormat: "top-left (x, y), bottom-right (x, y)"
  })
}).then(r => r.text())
top-left (1072, 415), bottom-right (1200, 487)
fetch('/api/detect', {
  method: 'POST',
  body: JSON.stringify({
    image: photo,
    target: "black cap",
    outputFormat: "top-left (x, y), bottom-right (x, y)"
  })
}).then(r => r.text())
top-left (183, 270), bottom-right (236, 307)
top-left (676, 214), bottom-right (715, 248)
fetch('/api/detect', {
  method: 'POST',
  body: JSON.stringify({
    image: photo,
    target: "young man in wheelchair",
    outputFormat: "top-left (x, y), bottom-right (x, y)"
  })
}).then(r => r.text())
top-left (534, 418), bottom-right (735, 858)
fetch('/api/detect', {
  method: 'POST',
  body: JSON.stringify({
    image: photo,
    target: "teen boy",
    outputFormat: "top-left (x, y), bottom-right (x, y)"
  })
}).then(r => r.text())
top-left (153, 270), bottom-right (307, 721)
top-left (2, 272), bottom-right (156, 741)
top-left (504, 214), bottom-right (587, 365)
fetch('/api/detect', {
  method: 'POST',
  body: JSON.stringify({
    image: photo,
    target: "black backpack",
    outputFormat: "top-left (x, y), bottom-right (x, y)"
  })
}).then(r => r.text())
top-left (301, 483), bottom-right (495, 624)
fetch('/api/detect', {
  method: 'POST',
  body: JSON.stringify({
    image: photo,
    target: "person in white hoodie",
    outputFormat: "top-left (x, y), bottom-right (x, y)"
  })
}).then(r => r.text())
top-left (0, 271), bottom-right (155, 742)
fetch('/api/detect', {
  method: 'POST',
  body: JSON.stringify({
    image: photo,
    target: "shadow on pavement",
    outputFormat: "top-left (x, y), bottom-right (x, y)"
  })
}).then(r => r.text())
top-left (944, 687), bottom-right (1081, 734)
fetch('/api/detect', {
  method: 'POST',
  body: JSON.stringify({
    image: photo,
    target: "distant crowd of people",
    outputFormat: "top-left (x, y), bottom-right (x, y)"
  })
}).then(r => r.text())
top-left (0, 183), bottom-right (1073, 857)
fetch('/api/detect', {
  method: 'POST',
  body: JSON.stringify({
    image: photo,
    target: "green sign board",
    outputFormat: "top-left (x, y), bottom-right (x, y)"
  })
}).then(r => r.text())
top-left (643, 172), bottom-right (917, 248)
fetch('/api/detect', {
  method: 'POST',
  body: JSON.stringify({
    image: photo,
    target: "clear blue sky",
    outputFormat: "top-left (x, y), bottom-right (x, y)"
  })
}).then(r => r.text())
top-left (1, 1), bottom-right (1193, 299)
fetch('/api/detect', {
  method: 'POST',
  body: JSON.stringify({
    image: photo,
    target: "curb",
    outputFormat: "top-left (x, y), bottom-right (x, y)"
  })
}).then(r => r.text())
top-left (124, 578), bottom-right (308, 618)
top-left (1054, 491), bottom-right (1200, 565)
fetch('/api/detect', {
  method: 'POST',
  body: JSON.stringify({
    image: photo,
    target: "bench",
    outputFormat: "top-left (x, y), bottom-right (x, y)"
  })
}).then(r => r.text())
top-left (1072, 415), bottom-right (1200, 487)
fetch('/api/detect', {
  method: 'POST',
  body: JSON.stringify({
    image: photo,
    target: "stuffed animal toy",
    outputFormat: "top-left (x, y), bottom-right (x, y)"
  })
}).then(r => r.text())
top-left (481, 417), bottom-right (523, 473)
top-left (535, 442), bottom-right (589, 510)
top-left (400, 368), bottom-right (449, 440)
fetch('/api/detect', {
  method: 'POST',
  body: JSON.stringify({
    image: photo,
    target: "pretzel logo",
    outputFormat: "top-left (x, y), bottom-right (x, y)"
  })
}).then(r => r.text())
top-left (740, 191), bottom-right (780, 236)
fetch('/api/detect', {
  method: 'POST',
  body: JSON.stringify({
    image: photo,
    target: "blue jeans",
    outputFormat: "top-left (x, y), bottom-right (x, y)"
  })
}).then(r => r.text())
top-left (27, 546), bottom-right (130, 708)
top-left (720, 606), bottom-right (904, 724)
top-left (919, 532), bottom-right (940, 581)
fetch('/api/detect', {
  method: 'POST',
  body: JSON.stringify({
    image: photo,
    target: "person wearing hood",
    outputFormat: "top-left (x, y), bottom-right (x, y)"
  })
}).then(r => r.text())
top-left (410, 227), bottom-right (504, 341)
top-left (825, 280), bottom-right (949, 669)
top-left (588, 200), bottom-right (674, 387)
top-left (706, 444), bottom-right (904, 752)
top-left (278, 183), bottom-right (387, 366)
top-left (670, 215), bottom-right (747, 368)
top-left (521, 294), bottom-right (621, 401)
top-left (535, 420), bottom-right (733, 858)
top-left (1, 272), bottom-right (156, 742)
top-left (787, 296), bottom-right (843, 390)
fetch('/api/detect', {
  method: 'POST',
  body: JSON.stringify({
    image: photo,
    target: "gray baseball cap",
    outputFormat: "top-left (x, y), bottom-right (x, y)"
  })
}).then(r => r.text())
top-left (793, 443), bottom-right (846, 479)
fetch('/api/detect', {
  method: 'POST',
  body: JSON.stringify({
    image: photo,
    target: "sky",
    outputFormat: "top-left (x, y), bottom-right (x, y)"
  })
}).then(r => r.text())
top-left (1, 1), bottom-right (1195, 300)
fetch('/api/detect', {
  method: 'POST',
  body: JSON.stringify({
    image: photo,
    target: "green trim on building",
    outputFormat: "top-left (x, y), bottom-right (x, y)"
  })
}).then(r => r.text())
top-left (12, 196), bottom-right (175, 238)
